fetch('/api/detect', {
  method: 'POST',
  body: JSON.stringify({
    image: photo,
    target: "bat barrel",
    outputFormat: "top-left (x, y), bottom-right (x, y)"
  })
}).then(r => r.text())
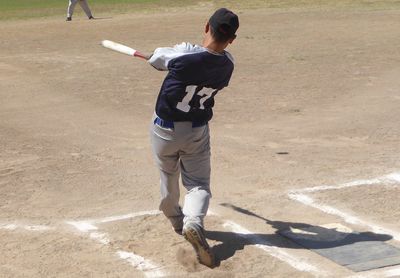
top-left (101, 40), bottom-right (136, 56)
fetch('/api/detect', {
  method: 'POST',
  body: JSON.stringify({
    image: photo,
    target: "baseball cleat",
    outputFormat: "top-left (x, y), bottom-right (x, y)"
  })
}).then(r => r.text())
top-left (168, 214), bottom-right (183, 235)
top-left (66, 17), bottom-right (72, 21)
top-left (183, 223), bottom-right (215, 268)
top-left (173, 227), bottom-right (183, 235)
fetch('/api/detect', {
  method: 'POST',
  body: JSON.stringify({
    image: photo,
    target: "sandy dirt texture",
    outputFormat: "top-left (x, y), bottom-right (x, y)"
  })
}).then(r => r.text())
top-left (1, 5), bottom-right (400, 278)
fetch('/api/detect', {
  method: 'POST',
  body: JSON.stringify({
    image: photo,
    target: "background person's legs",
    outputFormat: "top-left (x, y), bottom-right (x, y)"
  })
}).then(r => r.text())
top-left (67, 0), bottom-right (78, 19)
top-left (78, 0), bottom-right (93, 18)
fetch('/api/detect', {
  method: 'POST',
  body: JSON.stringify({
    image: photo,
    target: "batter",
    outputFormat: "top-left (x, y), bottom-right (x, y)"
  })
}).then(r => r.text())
top-left (148, 8), bottom-right (239, 267)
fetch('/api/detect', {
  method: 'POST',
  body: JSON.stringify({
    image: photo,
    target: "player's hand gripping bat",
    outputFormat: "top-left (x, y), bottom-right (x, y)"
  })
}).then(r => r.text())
top-left (101, 40), bottom-right (151, 60)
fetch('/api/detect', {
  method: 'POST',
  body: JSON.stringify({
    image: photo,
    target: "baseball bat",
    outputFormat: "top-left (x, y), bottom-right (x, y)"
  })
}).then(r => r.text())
top-left (101, 40), bottom-right (149, 60)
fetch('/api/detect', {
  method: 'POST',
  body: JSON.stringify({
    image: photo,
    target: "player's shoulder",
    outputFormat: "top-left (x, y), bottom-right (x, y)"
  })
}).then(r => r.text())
top-left (173, 42), bottom-right (205, 54)
top-left (168, 43), bottom-right (206, 68)
top-left (224, 50), bottom-right (235, 64)
top-left (173, 42), bottom-right (234, 65)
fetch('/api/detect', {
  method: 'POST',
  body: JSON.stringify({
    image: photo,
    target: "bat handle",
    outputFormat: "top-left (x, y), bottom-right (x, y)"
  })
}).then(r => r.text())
top-left (134, 51), bottom-right (151, 60)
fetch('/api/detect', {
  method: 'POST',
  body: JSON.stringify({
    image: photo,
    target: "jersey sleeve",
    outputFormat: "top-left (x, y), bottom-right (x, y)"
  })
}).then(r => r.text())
top-left (148, 42), bottom-right (204, 71)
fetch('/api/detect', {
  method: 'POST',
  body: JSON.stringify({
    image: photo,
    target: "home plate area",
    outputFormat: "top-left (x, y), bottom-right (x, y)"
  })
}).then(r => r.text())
top-left (67, 210), bottom-right (323, 277)
top-left (65, 172), bottom-right (400, 277)
top-left (67, 211), bottom-right (262, 277)
top-left (279, 222), bottom-right (400, 272)
top-left (287, 172), bottom-right (400, 276)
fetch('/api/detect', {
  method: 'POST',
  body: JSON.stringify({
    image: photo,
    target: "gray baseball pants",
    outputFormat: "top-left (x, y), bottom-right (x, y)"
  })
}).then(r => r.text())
top-left (67, 0), bottom-right (93, 18)
top-left (150, 118), bottom-right (211, 230)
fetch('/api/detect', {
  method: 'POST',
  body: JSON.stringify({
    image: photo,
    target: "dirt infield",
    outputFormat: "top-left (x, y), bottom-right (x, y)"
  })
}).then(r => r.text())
top-left (1, 4), bottom-right (400, 277)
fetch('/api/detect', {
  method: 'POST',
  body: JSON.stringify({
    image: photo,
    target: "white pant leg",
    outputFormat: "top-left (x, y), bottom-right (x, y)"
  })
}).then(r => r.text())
top-left (78, 0), bottom-right (93, 18)
top-left (180, 125), bottom-right (211, 228)
top-left (150, 119), bottom-right (211, 230)
top-left (182, 186), bottom-right (210, 228)
top-left (67, 0), bottom-right (78, 17)
top-left (150, 123), bottom-right (183, 229)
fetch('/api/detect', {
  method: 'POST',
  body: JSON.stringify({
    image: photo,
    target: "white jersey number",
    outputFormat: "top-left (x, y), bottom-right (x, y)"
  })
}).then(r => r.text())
top-left (176, 85), bottom-right (216, 113)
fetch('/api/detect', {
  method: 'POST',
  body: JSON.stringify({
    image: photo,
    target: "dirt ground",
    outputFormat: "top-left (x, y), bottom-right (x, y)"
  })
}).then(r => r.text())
top-left (1, 4), bottom-right (400, 278)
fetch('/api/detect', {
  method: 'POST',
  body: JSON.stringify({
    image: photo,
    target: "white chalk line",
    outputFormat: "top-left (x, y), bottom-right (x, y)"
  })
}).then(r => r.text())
top-left (385, 267), bottom-right (400, 277)
top-left (93, 210), bottom-right (161, 224)
top-left (348, 265), bottom-right (400, 278)
top-left (0, 212), bottom-right (373, 277)
top-left (288, 193), bottom-right (400, 242)
top-left (117, 251), bottom-right (166, 278)
top-left (0, 223), bottom-right (54, 232)
top-left (67, 221), bottom-right (98, 232)
top-left (387, 173), bottom-right (400, 183)
top-left (8, 171), bottom-right (400, 278)
top-left (67, 208), bottom-right (326, 277)
top-left (67, 210), bottom-right (168, 277)
top-left (291, 172), bottom-right (400, 194)
top-left (222, 220), bottom-right (326, 277)
top-left (288, 171), bottom-right (400, 277)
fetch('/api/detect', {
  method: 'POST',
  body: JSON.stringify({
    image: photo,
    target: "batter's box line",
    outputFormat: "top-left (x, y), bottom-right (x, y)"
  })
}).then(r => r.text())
top-left (0, 223), bottom-right (54, 232)
top-left (348, 265), bottom-right (400, 278)
top-left (288, 172), bottom-right (400, 241)
top-left (67, 210), bottom-right (166, 278)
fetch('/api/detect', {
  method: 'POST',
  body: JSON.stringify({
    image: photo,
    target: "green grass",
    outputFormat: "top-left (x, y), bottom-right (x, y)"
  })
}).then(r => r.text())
top-left (0, 0), bottom-right (156, 10)
top-left (0, 0), bottom-right (202, 20)
top-left (1, 0), bottom-right (400, 20)
top-left (218, 0), bottom-right (400, 10)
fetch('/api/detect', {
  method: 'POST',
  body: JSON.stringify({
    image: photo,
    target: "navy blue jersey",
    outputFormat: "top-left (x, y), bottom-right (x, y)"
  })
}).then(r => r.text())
top-left (149, 43), bottom-right (234, 123)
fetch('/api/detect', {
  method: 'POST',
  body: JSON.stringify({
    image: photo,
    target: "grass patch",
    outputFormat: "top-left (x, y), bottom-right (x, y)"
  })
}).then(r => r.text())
top-left (1, 0), bottom-right (400, 20)
top-left (217, 0), bottom-right (400, 10)
top-left (0, 0), bottom-right (157, 11)
top-left (0, 0), bottom-right (202, 20)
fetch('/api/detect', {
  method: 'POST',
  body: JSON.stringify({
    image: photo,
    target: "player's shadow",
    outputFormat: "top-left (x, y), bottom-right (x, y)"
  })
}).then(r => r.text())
top-left (91, 17), bottom-right (113, 20)
top-left (206, 203), bottom-right (393, 266)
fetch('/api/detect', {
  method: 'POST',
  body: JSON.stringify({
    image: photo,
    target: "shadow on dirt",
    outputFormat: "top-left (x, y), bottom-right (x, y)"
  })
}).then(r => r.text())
top-left (91, 17), bottom-right (113, 20)
top-left (206, 203), bottom-right (393, 266)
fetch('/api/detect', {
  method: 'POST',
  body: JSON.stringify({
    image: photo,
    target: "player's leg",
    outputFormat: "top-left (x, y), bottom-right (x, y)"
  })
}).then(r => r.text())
top-left (78, 0), bottom-right (94, 19)
top-left (151, 123), bottom-right (183, 233)
top-left (66, 0), bottom-right (78, 21)
top-left (179, 124), bottom-right (215, 267)
top-left (180, 124), bottom-right (211, 228)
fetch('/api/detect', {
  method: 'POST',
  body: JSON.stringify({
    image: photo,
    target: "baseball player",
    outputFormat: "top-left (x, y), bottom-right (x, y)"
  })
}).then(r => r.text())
top-left (66, 0), bottom-right (94, 21)
top-left (148, 8), bottom-right (239, 267)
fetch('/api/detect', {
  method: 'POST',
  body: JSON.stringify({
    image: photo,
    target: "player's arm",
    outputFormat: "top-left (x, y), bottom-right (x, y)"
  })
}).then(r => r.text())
top-left (148, 42), bottom-right (203, 71)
